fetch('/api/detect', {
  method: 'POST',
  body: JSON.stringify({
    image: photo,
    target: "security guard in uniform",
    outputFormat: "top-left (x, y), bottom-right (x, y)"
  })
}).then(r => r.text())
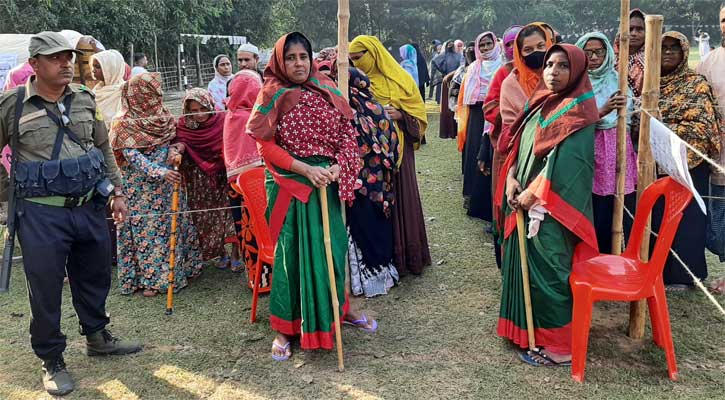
top-left (0, 32), bottom-right (142, 397)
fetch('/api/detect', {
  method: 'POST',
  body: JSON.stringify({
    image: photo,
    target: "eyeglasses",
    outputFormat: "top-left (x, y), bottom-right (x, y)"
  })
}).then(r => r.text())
top-left (584, 49), bottom-right (606, 59)
top-left (662, 45), bottom-right (683, 54)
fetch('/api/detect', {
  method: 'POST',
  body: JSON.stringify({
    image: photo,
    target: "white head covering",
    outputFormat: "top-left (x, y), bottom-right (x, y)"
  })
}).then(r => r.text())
top-left (237, 43), bottom-right (259, 56)
top-left (90, 50), bottom-right (126, 129)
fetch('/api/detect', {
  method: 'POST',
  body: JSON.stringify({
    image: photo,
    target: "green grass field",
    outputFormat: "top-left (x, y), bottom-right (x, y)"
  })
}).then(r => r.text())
top-left (0, 114), bottom-right (723, 399)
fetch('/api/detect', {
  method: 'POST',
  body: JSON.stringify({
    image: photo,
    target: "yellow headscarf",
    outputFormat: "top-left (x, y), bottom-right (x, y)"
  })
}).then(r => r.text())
top-left (350, 35), bottom-right (427, 155)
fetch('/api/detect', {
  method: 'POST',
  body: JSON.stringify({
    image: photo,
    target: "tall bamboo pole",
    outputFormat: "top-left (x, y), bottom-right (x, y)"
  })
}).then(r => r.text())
top-left (338, 0), bottom-right (351, 291)
top-left (611, 0), bottom-right (630, 255)
top-left (629, 15), bottom-right (664, 338)
top-left (337, 0), bottom-right (350, 101)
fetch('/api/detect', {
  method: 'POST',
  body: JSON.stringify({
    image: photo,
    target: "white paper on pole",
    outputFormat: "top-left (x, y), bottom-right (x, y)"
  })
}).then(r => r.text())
top-left (648, 116), bottom-right (706, 213)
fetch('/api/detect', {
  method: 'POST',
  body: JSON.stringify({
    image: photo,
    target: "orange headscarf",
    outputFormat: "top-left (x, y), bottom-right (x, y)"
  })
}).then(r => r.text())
top-left (512, 22), bottom-right (555, 97)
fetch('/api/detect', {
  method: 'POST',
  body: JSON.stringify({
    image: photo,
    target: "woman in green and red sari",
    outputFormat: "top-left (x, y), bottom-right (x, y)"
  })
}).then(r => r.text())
top-left (496, 44), bottom-right (600, 366)
top-left (247, 32), bottom-right (377, 361)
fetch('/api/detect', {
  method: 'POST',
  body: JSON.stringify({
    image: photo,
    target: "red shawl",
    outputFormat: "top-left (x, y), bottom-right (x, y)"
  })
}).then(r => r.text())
top-left (175, 88), bottom-right (225, 176)
top-left (224, 70), bottom-right (263, 180)
top-left (246, 32), bottom-right (352, 141)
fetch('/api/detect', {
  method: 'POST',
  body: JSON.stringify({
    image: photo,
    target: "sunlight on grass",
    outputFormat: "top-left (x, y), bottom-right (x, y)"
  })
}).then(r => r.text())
top-left (153, 364), bottom-right (269, 400)
top-left (97, 379), bottom-right (140, 400)
top-left (336, 384), bottom-right (384, 399)
top-left (0, 382), bottom-right (49, 400)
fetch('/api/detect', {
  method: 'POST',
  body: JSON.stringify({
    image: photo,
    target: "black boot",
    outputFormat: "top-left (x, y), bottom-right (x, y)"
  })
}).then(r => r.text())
top-left (42, 355), bottom-right (74, 396)
top-left (86, 329), bottom-right (143, 356)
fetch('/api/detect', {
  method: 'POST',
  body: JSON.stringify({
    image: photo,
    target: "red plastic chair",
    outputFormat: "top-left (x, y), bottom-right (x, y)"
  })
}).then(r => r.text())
top-left (569, 177), bottom-right (693, 382)
top-left (234, 167), bottom-right (275, 323)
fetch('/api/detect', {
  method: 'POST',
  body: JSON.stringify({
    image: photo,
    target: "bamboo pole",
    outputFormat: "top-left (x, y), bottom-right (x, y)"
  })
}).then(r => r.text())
top-left (320, 186), bottom-right (345, 372)
top-left (338, 0), bottom-right (352, 291)
top-left (611, 0), bottom-right (630, 255)
top-left (337, 0), bottom-right (350, 100)
top-left (629, 15), bottom-right (664, 338)
top-left (166, 155), bottom-right (182, 315)
top-left (516, 209), bottom-right (536, 350)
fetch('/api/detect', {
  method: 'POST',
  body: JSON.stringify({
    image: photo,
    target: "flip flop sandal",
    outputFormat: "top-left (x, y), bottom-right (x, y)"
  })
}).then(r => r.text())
top-left (217, 256), bottom-right (230, 270)
top-left (343, 313), bottom-right (378, 333)
top-left (229, 260), bottom-right (244, 273)
top-left (271, 339), bottom-right (291, 362)
top-left (518, 349), bottom-right (571, 367)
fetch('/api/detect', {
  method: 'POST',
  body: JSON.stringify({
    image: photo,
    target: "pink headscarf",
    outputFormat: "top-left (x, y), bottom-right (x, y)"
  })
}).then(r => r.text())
top-left (503, 25), bottom-right (523, 61)
top-left (223, 70), bottom-right (263, 180)
top-left (462, 32), bottom-right (503, 105)
top-left (2, 63), bottom-right (34, 91)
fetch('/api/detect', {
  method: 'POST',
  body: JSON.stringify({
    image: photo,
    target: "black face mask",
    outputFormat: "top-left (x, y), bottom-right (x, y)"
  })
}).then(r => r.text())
top-left (523, 50), bottom-right (546, 70)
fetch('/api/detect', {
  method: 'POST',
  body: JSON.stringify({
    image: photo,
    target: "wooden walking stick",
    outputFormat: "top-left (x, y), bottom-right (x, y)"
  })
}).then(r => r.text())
top-left (319, 185), bottom-right (345, 372)
top-left (516, 208), bottom-right (536, 350)
top-left (629, 15), bottom-right (664, 339)
top-left (611, 0), bottom-right (631, 255)
top-left (166, 155), bottom-right (182, 315)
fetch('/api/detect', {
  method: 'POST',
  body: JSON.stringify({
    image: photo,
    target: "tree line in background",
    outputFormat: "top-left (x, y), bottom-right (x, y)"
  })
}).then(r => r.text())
top-left (1, 0), bottom-right (723, 64)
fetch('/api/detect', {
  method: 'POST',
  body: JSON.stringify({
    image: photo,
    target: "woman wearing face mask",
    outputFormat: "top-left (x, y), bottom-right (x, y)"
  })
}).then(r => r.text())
top-left (656, 32), bottom-right (721, 291)
top-left (169, 88), bottom-right (236, 267)
top-left (349, 35), bottom-right (431, 277)
top-left (498, 44), bottom-right (599, 367)
top-left (458, 32), bottom-right (503, 221)
top-left (483, 25), bottom-right (522, 268)
top-left (207, 54), bottom-right (233, 110)
top-left (247, 32), bottom-right (377, 361)
top-left (575, 32), bottom-right (637, 254)
top-left (493, 23), bottom-right (554, 267)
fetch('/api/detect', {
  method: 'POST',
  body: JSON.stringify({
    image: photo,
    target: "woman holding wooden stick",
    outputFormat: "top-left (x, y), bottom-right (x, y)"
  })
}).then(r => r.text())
top-left (497, 44), bottom-right (599, 366)
top-left (111, 73), bottom-right (204, 297)
top-left (247, 32), bottom-right (377, 362)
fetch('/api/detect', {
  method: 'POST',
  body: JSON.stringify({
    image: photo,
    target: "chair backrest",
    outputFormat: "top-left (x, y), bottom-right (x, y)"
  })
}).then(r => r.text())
top-left (623, 177), bottom-right (693, 284)
top-left (234, 167), bottom-right (273, 252)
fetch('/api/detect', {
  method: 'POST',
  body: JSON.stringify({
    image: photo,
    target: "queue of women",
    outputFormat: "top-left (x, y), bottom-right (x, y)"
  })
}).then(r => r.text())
top-left (87, 6), bottom-right (723, 366)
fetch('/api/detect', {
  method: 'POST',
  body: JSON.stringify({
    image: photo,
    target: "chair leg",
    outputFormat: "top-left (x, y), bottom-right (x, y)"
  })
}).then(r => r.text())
top-left (653, 285), bottom-right (678, 381)
top-left (570, 286), bottom-right (594, 383)
top-left (250, 259), bottom-right (263, 323)
top-left (647, 295), bottom-right (663, 348)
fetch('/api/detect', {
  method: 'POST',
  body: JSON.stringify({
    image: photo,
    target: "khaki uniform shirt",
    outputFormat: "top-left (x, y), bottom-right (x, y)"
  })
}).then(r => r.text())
top-left (0, 77), bottom-right (123, 190)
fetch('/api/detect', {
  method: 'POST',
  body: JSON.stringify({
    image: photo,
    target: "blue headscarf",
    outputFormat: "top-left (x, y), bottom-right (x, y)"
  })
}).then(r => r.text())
top-left (399, 44), bottom-right (419, 85)
top-left (575, 32), bottom-right (633, 129)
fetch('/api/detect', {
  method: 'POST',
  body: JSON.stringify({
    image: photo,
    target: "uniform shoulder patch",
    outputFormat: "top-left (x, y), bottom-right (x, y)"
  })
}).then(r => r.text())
top-left (95, 107), bottom-right (104, 121)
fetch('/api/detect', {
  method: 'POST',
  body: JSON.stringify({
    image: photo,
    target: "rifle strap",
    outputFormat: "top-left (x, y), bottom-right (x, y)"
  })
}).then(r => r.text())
top-left (11, 87), bottom-right (25, 165)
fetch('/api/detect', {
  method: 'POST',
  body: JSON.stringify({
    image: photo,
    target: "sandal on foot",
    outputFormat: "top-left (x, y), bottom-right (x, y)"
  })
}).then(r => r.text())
top-left (343, 313), bottom-right (378, 333)
top-left (217, 256), bottom-right (230, 270)
top-left (142, 289), bottom-right (158, 297)
top-left (230, 259), bottom-right (244, 273)
top-left (271, 339), bottom-right (291, 361)
top-left (518, 349), bottom-right (571, 367)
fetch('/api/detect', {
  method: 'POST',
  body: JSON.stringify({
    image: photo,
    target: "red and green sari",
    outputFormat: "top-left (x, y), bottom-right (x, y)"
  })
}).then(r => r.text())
top-left (265, 157), bottom-right (349, 350)
top-left (495, 44), bottom-right (600, 355)
top-left (497, 109), bottom-right (596, 354)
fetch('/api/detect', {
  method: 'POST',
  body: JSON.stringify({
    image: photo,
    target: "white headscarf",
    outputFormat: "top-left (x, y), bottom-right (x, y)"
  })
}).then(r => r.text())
top-left (90, 49), bottom-right (126, 130)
